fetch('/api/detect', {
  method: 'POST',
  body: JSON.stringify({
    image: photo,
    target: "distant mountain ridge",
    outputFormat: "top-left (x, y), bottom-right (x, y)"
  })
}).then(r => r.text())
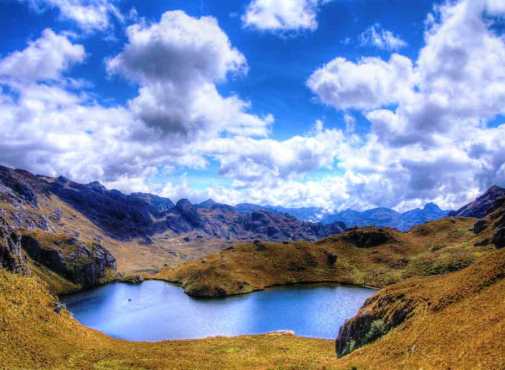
top-left (0, 165), bottom-right (345, 243)
top-left (235, 202), bottom-right (449, 232)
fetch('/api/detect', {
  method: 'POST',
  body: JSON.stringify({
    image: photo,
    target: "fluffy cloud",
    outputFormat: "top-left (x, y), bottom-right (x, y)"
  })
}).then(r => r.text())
top-left (21, 0), bottom-right (122, 32)
top-left (0, 18), bottom-right (273, 196)
top-left (307, 54), bottom-right (416, 110)
top-left (0, 29), bottom-right (204, 186)
top-left (0, 29), bottom-right (85, 83)
top-left (108, 11), bottom-right (272, 140)
top-left (304, 0), bottom-right (505, 210)
top-left (242, 0), bottom-right (330, 32)
top-left (3, 0), bottom-right (505, 213)
top-left (359, 24), bottom-right (407, 51)
top-left (203, 123), bottom-right (344, 184)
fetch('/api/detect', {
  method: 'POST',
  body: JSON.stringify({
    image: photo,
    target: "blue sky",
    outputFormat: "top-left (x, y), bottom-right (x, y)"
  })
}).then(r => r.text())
top-left (1, 0), bottom-right (505, 211)
top-left (1, 0), bottom-right (433, 137)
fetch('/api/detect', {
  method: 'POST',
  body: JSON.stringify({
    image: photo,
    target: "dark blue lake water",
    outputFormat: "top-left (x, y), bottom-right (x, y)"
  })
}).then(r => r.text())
top-left (62, 281), bottom-right (374, 341)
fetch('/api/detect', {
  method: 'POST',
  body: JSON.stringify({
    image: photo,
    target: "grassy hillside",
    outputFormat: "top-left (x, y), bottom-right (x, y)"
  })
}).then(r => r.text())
top-left (1, 237), bottom-right (505, 369)
top-left (154, 217), bottom-right (489, 297)
top-left (0, 269), bottom-right (339, 370)
top-left (340, 247), bottom-right (505, 369)
top-left (2, 180), bottom-right (505, 368)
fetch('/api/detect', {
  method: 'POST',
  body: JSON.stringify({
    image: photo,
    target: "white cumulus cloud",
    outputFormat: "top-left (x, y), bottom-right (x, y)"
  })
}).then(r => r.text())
top-left (307, 54), bottom-right (416, 110)
top-left (242, 0), bottom-right (330, 32)
top-left (108, 10), bottom-right (273, 140)
top-left (0, 29), bottom-right (85, 83)
top-left (20, 0), bottom-right (123, 32)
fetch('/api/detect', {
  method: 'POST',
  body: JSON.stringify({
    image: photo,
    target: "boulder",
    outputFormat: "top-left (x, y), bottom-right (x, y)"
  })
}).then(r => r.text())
top-left (492, 227), bottom-right (505, 249)
top-left (473, 219), bottom-right (488, 234)
top-left (342, 228), bottom-right (394, 248)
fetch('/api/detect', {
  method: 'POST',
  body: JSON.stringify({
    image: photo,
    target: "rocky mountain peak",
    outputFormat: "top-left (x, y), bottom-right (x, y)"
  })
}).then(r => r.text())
top-left (423, 202), bottom-right (441, 212)
top-left (198, 199), bottom-right (217, 208)
top-left (452, 185), bottom-right (505, 218)
top-left (87, 181), bottom-right (107, 193)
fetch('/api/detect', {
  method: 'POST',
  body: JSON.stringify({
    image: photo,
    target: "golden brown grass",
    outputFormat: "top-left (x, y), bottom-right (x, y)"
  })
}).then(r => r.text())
top-left (339, 248), bottom-right (505, 369)
top-left (0, 269), bottom-right (341, 370)
top-left (154, 218), bottom-right (488, 297)
top-left (1, 237), bottom-right (505, 369)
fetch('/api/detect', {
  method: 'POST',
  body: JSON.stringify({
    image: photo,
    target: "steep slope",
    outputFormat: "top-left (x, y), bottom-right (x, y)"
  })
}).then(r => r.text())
top-left (335, 247), bottom-right (505, 369)
top-left (334, 196), bottom-right (505, 364)
top-left (155, 217), bottom-right (484, 297)
top-left (451, 185), bottom-right (505, 218)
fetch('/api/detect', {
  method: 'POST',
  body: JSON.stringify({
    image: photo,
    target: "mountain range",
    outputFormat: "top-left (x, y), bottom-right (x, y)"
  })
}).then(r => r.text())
top-left (0, 165), bottom-right (345, 244)
top-left (235, 202), bottom-right (449, 231)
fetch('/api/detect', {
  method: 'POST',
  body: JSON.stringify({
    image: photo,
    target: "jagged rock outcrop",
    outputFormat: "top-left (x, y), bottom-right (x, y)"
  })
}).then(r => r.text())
top-left (130, 193), bottom-right (175, 213)
top-left (21, 232), bottom-right (116, 287)
top-left (336, 290), bottom-right (417, 357)
top-left (0, 215), bottom-right (29, 274)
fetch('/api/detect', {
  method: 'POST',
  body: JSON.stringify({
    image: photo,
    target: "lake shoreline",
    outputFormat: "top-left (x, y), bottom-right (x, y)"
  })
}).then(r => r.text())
top-left (62, 280), bottom-right (374, 342)
top-left (146, 276), bottom-right (380, 299)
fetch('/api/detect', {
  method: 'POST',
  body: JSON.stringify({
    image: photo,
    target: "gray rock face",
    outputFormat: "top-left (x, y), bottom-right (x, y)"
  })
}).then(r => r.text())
top-left (21, 234), bottom-right (116, 287)
top-left (336, 292), bottom-right (416, 357)
top-left (0, 215), bottom-right (29, 274)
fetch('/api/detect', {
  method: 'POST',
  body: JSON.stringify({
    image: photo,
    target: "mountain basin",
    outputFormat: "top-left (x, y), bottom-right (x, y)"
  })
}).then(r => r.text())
top-left (62, 281), bottom-right (374, 342)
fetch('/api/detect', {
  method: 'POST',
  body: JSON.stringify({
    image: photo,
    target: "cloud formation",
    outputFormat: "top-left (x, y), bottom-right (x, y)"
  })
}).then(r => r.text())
top-left (242, 0), bottom-right (330, 32)
top-left (108, 11), bottom-right (273, 140)
top-left (0, 29), bottom-right (85, 83)
top-left (307, 54), bottom-right (416, 110)
top-left (2, 0), bottom-right (505, 213)
top-left (21, 0), bottom-right (122, 32)
top-left (303, 0), bottom-right (505, 210)
top-left (359, 24), bottom-right (407, 51)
